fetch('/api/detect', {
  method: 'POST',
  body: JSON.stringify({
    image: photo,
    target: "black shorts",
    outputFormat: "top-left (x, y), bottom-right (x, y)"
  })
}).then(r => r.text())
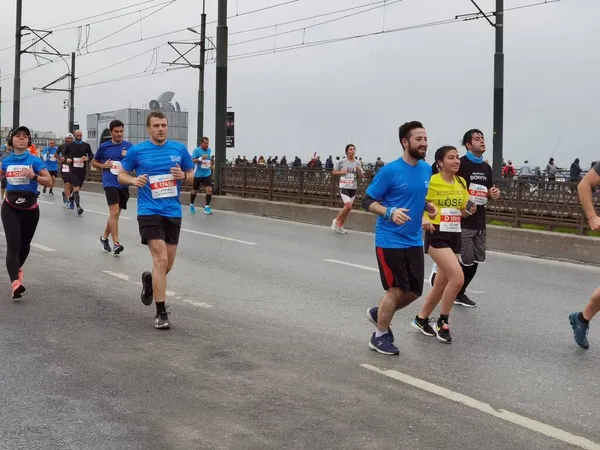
top-left (375, 246), bottom-right (424, 296)
top-left (105, 187), bottom-right (130, 210)
top-left (138, 215), bottom-right (182, 246)
top-left (61, 171), bottom-right (70, 183)
top-left (340, 189), bottom-right (356, 203)
top-left (424, 227), bottom-right (461, 254)
top-left (69, 170), bottom-right (86, 188)
top-left (48, 170), bottom-right (58, 178)
top-left (193, 176), bottom-right (213, 190)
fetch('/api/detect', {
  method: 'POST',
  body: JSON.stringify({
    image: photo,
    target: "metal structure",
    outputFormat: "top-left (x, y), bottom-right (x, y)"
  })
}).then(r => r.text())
top-left (214, 0), bottom-right (229, 194)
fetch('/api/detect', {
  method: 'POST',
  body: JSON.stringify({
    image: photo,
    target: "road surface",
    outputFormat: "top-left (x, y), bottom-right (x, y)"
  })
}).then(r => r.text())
top-left (0, 190), bottom-right (598, 449)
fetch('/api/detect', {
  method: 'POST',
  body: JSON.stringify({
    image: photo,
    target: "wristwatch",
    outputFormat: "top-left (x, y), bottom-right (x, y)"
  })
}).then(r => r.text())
top-left (33, 175), bottom-right (38, 181)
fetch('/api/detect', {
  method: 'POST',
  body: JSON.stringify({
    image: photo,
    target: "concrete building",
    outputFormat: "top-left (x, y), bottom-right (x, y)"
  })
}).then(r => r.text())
top-left (85, 92), bottom-right (189, 153)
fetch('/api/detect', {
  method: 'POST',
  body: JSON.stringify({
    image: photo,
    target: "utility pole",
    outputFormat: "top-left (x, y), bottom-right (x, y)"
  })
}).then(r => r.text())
top-left (214, 0), bottom-right (228, 194)
top-left (13, 0), bottom-right (23, 129)
top-left (69, 52), bottom-right (76, 133)
top-left (197, 0), bottom-right (206, 146)
top-left (492, 0), bottom-right (504, 178)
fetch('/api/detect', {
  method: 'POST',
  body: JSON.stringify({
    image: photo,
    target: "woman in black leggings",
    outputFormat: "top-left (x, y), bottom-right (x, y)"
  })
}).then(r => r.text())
top-left (1, 126), bottom-right (52, 298)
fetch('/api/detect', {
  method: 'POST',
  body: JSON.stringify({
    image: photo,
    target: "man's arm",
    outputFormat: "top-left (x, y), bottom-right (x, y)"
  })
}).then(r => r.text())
top-left (578, 166), bottom-right (600, 230)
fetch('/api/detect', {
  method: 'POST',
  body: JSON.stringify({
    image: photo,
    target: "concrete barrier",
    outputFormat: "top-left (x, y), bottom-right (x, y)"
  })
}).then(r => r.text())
top-left (64, 180), bottom-right (600, 265)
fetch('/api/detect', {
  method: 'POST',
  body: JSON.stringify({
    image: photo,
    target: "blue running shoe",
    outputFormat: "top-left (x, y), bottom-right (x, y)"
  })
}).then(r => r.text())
top-left (204, 205), bottom-right (213, 215)
top-left (368, 332), bottom-right (399, 356)
top-left (569, 312), bottom-right (590, 349)
top-left (366, 307), bottom-right (394, 342)
top-left (189, 204), bottom-right (196, 214)
top-left (68, 199), bottom-right (75, 210)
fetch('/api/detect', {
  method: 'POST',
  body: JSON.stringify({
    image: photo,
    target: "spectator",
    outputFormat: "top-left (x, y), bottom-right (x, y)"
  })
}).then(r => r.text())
top-left (503, 160), bottom-right (516, 178)
top-left (241, 156), bottom-right (248, 165)
top-left (520, 160), bottom-right (532, 177)
top-left (267, 156), bottom-right (272, 165)
top-left (546, 157), bottom-right (557, 181)
top-left (570, 158), bottom-right (582, 182)
top-left (293, 156), bottom-right (302, 168)
top-left (280, 156), bottom-right (287, 167)
top-left (316, 156), bottom-right (322, 169)
top-left (374, 157), bottom-right (385, 173)
top-left (325, 155), bottom-right (334, 170)
top-left (272, 156), bottom-right (279, 166)
top-left (258, 155), bottom-right (266, 166)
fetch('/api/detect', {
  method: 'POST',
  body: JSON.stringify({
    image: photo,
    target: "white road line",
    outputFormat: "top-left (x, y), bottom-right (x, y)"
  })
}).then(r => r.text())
top-left (30, 243), bottom-right (56, 252)
top-left (85, 209), bottom-right (132, 220)
top-left (180, 228), bottom-right (257, 246)
top-left (38, 200), bottom-right (54, 205)
top-left (361, 364), bottom-right (600, 450)
top-left (180, 299), bottom-right (214, 308)
top-left (323, 259), bottom-right (378, 272)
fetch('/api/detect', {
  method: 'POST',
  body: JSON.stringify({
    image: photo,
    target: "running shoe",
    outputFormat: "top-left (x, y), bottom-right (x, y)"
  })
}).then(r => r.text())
top-left (77, 207), bottom-right (84, 216)
top-left (11, 280), bottom-right (25, 299)
top-left (366, 307), bottom-right (394, 342)
top-left (141, 271), bottom-right (153, 306)
top-left (435, 320), bottom-right (452, 343)
top-left (204, 205), bottom-right (213, 215)
top-left (154, 310), bottom-right (170, 329)
top-left (49, 189), bottom-right (54, 195)
top-left (429, 263), bottom-right (437, 287)
top-left (62, 192), bottom-right (67, 204)
top-left (337, 225), bottom-right (348, 234)
top-left (113, 243), bottom-right (124, 255)
top-left (368, 332), bottom-right (399, 355)
top-left (569, 312), bottom-right (590, 349)
top-left (100, 236), bottom-right (111, 253)
top-left (68, 199), bottom-right (75, 210)
top-left (331, 218), bottom-right (338, 232)
top-left (455, 294), bottom-right (477, 308)
top-left (189, 204), bottom-right (196, 215)
top-left (411, 316), bottom-right (436, 337)
top-left (42, 187), bottom-right (47, 194)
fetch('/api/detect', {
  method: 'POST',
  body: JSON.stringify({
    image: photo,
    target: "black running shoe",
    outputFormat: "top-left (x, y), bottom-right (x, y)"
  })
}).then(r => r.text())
top-left (113, 243), bottom-right (124, 255)
top-left (411, 316), bottom-right (436, 336)
top-left (435, 320), bottom-right (452, 343)
top-left (154, 310), bottom-right (170, 329)
top-left (454, 294), bottom-right (477, 308)
top-left (77, 207), bottom-right (84, 216)
top-left (141, 271), bottom-right (153, 306)
top-left (100, 236), bottom-right (111, 253)
top-left (42, 187), bottom-right (47, 194)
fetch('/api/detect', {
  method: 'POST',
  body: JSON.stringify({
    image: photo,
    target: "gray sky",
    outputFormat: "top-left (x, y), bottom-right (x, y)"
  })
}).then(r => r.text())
top-left (0, 0), bottom-right (598, 167)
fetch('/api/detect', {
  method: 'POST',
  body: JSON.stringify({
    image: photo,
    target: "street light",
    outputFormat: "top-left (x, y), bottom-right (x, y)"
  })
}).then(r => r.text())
top-left (188, 2), bottom-right (206, 148)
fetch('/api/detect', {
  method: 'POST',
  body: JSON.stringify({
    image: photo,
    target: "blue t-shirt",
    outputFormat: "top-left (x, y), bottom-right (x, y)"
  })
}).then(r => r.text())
top-left (365, 157), bottom-right (431, 249)
top-left (1, 151), bottom-right (47, 194)
top-left (192, 147), bottom-right (212, 178)
top-left (121, 140), bottom-right (194, 218)
top-left (94, 140), bottom-right (133, 189)
top-left (41, 146), bottom-right (59, 171)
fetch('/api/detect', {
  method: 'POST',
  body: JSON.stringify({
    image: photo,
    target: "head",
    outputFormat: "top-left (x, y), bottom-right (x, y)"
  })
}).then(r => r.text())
top-left (200, 136), bottom-right (209, 150)
top-left (462, 129), bottom-right (485, 155)
top-left (49, 139), bottom-right (55, 147)
top-left (65, 133), bottom-right (74, 145)
top-left (524, 160), bottom-right (528, 164)
top-left (345, 144), bottom-right (356, 159)
top-left (434, 146), bottom-right (461, 174)
top-left (9, 126), bottom-right (32, 152)
top-left (575, 158), bottom-right (580, 163)
top-left (74, 130), bottom-right (83, 142)
top-left (549, 158), bottom-right (554, 164)
top-left (398, 121), bottom-right (427, 160)
top-left (508, 160), bottom-right (513, 165)
top-left (109, 119), bottom-right (125, 143)
top-left (146, 111), bottom-right (168, 144)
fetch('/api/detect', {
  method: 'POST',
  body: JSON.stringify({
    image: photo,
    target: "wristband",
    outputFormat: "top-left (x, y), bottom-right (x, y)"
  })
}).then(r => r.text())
top-left (33, 175), bottom-right (38, 182)
top-left (384, 207), bottom-right (397, 222)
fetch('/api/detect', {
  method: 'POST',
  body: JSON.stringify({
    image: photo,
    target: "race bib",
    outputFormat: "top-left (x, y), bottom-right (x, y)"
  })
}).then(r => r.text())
top-left (6, 165), bottom-right (30, 185)
top-left (439, 208), bottom-right (461, 232)
top-left (49, 154), bottom-right (57, 162)
top-left (110, 161), bottom-right (122, 176)
top-left (200, 159), bottom-right (211, 169)
top-left (61, 164), bottom-right (70, 173)
top-left (73, 158), bottom-right (84, 168)
top-left (149, 174), bottom-right (177, 199)
top-left (468, 183), bottom-right (488, 206)
top-left (42, 153), bottom-right (49, 161)
top-left (339, 173), bottom-right (355, 189)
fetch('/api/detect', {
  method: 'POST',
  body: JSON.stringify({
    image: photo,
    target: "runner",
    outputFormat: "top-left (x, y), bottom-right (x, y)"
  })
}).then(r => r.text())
top-left (92, 119), bottom-right (132, 255)
top-left (188, 136), bottom-right (213, 215)
top-left (63, 130), bottom-right (93, 215)
top-left (0, 126), bottom-right (52, 298)
top-left (118, 111), bottom-right (194, 329)
top-left (40, 139), bottom-right (59, 195)
top-left (363, 121), bottom-right (437, 355)
top-left (429, 129), bottom-right (500, 307)
top-left (413, 146), bottom-right (476, 343)
top-left (58, 134), bottom-right (75, 207)
top-left (331, 144), bottom-right (364, 234)
top-left (569, 162), bottom-right (600, 349)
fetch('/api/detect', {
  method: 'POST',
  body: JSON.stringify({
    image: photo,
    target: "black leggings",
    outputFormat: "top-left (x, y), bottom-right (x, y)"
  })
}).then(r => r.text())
top-left (1, 202), bottom-right (40, 282)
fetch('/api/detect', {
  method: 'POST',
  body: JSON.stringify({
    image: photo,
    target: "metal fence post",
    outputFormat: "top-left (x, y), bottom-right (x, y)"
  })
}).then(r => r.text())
top-left (515, 179), bottom-right (522, 228)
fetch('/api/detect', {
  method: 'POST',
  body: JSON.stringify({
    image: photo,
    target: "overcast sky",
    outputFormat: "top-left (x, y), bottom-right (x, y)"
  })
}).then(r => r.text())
top-left (0, 0), bottom-right (598, 166)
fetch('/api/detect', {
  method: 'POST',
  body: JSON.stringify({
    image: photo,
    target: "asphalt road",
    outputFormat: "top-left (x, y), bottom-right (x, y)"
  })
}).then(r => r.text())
top-left (1, 189), bottom-right (599, 450)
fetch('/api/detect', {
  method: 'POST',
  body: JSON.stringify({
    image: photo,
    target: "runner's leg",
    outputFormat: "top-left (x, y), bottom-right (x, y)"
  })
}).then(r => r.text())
top-left (148, 239), bottom-right (169, 306)
top-left (1, 202), bottom-right (22, 282)
top-left (18, 208), bottom-right (40, 270)
top-left (583, 288), bottom-right (600, 322)
top-left (336, 201), bottom-right (353, 227)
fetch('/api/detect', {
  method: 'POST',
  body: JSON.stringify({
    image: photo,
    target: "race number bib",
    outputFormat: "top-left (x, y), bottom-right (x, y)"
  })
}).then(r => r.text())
top-left (61, 164), bottom-right (70, 173)
top-left (468, 183), bottom-right (488, 206)
top-left (149, 174), bottom-right (177, 199)
top-left (6, 165), bottom-right (30, 185)
top-left (73, 158), bottom-right (84, 168)
top-left (42, 153), bottom-right (49, 161)
top-left (439, 208), bottom-right (461, 232)
top-left (49, 154), bottom-right (57, 162)
top-left (110, 161), bottom-right (122, 176)
top-left (339, 173), bottom-right (355, 189)
top-left (200, 159), bottom-right (211, 169)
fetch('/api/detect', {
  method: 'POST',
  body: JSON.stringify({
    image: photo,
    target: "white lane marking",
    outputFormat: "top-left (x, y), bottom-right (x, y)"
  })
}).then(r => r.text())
top-left (104, 270), bottom-right (130, 281)
top-left (180, 228), bottom-right (257, 246)
top-left (361, 364), bottom-right (600, 450)
top-left (85, 209), bottom-right (132, 220)
top-left (488, 250), bottom-right (600, 273)
top-left (30, 243), bottom-right (56, 252)
top-left (38, 200), bottom-right (54, 205)
top-left (323, 259), bottom-right (378, 272)
top-left (181, 299), bottom-right (214, 308)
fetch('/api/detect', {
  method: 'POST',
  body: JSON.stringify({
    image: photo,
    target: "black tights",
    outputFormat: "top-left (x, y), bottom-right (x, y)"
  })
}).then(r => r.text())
top-left (1, 202), bottom-right (40, 282)
top-left (458, 263), bottom-right (478, 297)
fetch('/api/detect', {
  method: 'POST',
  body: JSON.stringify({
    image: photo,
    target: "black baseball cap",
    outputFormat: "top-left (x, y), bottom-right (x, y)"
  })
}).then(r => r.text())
top-left (10, 126), bottom-right (31, 138)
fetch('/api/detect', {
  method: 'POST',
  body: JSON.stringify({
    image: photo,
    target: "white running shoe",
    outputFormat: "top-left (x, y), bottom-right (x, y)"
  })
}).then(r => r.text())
top-left (331, 218), bottom-right (338, 232)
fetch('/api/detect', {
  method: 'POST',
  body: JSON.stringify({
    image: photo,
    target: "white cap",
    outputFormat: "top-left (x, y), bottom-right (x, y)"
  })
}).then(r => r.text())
top-left (66, 133), bottom-right (74, 138)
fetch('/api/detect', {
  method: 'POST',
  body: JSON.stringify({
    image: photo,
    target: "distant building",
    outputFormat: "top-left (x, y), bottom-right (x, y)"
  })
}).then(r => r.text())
top-left (85, 91), bottom-right (189, 153)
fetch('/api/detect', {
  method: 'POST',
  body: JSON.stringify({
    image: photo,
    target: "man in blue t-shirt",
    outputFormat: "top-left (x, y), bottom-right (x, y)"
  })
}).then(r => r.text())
top-left (361, 121), bottom-right (437, 356)
top-left (188, 136), bottom-right (214, 215)
top-left (40, 139), bottom-right (59, 195)
top-left (92, 119), bottom-right (133, 255)
top-left (119, 111), bottom-right (194, 330)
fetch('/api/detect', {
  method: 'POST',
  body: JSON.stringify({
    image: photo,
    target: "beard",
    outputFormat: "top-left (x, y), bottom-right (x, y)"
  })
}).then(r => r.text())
top-left (407, 145), bottom-right (427, 160)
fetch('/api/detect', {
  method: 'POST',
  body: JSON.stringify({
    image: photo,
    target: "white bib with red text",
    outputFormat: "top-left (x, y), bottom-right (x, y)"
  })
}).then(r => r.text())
top-left (149, 174), bottom-right (177, 199)
top-left (468, 183), bottom-right (488, 206)
top-left (73, 158), bottom-right (84, 168)
top-left (439, 208), bottom-right (461, 232)
top-left (6, 165), bottom-right (30, 185)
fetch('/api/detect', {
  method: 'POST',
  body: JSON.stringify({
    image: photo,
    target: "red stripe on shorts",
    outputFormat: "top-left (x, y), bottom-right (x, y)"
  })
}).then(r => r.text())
top-left (376, 247), bottom-right (394, 288)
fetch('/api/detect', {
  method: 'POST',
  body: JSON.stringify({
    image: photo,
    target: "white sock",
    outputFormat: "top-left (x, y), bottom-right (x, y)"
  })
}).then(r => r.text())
top-left (375, 329), bottom-right (388, 338)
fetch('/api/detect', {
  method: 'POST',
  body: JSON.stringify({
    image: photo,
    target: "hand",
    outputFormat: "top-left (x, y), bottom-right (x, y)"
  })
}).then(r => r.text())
top-left (489, 186), bottom-right (501, 200)
top-left (81, 156), bottom-right (89, 162)
top-left (589, 216), bottom-right (600, 231)
top-left (422, 218), bottom-right (435, 233)
top-left (131, 174), bottom-right (148, 188)
top-left (22, 166), bottom-right (35, 179)
top-left (426, 202), bottom-right (438, 220)
top-left (391, 208), bottom-right (411, 225)
top-left (170, 164), bottom-right (186, 180)
top-left (469, 203), bottom-right (477, 215)
top-left (103, 159), bottom-right (113, 169)
top-left (340, 168), bottom-right (348, 175)
top-left (66, 158), bottom-right (72, 164)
